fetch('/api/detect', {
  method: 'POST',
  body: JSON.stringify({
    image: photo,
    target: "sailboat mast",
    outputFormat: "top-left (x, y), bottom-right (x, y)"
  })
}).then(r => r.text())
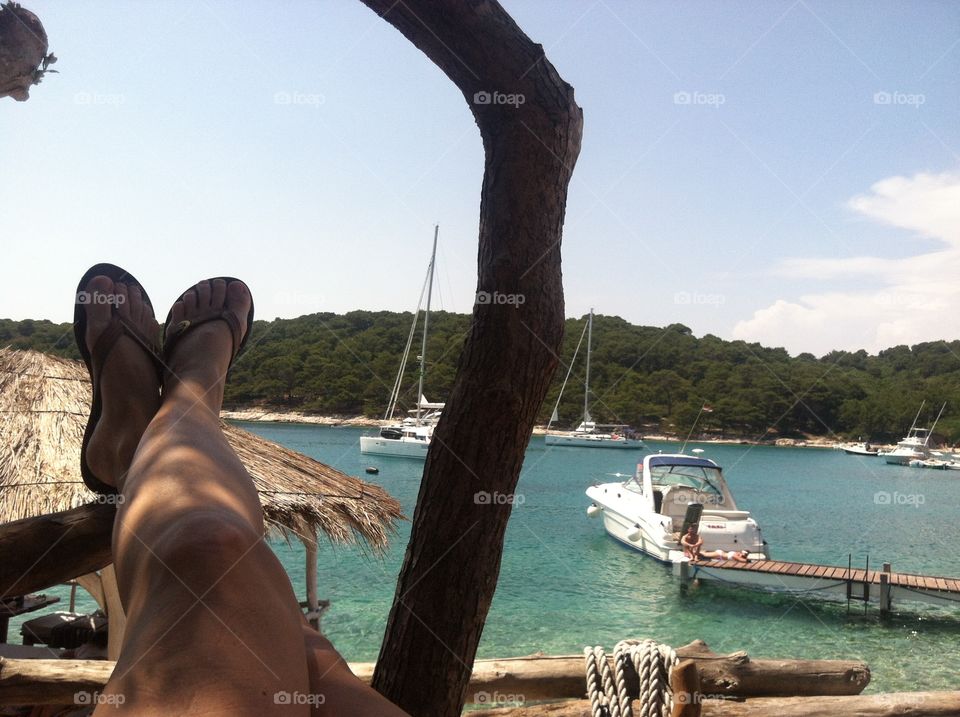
top-left (416, 225), bottom-right (438, 424)
top-left (926, 402), bottom-right (947, 446)
top-left (584, 309), bottom-right (593, 423)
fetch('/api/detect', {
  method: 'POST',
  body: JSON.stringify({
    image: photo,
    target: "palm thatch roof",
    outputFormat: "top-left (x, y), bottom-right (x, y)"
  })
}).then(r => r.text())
top-left (0, 348), bottom-right (402, 551)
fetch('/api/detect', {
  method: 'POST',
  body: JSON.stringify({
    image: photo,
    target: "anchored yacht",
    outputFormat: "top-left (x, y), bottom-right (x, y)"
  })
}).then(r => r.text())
top-left (586, 453), bottom-right (768, 564)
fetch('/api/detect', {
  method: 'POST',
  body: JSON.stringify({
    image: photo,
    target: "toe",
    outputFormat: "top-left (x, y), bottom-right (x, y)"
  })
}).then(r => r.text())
top-left (83, 276), bottom-right (115, 343)
top-left (210, 278), bottom-right (227, 311)
top-left (226, 281), bottom-right (252, 342)
top-left (196, 280), bottom-right (212, 310)
top-left (183, 288), bottom-right (198, 314)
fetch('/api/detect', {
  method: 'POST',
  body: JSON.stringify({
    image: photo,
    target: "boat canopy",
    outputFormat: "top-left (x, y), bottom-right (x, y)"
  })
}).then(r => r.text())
top-left (648, 455), bottom-right (717, 469)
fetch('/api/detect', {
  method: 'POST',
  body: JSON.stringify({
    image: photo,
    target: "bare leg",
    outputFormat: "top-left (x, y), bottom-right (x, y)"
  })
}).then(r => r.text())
top-left (93, 279), bottom-right (309, 715)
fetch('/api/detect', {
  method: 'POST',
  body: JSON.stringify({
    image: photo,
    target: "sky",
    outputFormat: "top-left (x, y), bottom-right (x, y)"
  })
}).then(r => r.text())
top-left (2, 0), bottom-right (959, 357)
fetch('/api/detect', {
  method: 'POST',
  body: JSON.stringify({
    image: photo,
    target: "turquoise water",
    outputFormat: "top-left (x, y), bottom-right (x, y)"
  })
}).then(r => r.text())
top-left (253, 424), bottom-right (960, 693)
top-left (12, 425), bottom-right (960, 693)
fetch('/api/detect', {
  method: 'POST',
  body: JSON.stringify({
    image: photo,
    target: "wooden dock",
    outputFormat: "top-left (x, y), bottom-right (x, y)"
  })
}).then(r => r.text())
top-left (682, 557), bottom-right (960, 614)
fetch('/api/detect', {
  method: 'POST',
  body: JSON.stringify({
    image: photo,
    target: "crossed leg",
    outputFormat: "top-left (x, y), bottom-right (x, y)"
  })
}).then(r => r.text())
top-left (83, 276), bottom-right (407, 716)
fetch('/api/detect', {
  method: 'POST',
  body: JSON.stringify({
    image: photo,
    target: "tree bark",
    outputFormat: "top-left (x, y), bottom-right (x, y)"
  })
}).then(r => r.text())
top-left (358, 2), bottom-right (582, 715)
top-left (0, 502), bottom-right (115, 598)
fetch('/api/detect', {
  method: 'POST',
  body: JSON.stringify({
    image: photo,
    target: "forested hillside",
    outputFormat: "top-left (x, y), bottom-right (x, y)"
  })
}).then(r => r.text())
top-left (5, 312), bottom-right (960, 441)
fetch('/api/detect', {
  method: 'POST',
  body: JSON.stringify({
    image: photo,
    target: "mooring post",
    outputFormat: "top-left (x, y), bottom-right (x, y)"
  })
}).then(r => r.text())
top-left (880, 562), bottom-right (892, 618)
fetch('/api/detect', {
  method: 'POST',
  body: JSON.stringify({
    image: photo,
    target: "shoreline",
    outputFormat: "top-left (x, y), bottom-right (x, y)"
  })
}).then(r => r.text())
top-left (220, 409), bottom-right (858, 448)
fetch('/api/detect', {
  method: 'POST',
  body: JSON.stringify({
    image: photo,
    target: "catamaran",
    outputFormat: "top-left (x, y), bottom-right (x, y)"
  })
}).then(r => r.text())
top-left (544, 309), bottom-right (642, 449)
top-left (359, 228), bottom-right (444, 459)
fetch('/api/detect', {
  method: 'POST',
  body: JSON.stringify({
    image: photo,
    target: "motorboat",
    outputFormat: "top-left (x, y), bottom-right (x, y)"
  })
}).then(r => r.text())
top-left (585, 453), bottom-right (768, 563)
top-left (360, 228), bottom-right (445, 460)
top-left (842, 441), bottom-right (879, 456)
top-left (544, 309), bottom-right (643, 449)
top-left (882, 402), bottom-right (946, 466)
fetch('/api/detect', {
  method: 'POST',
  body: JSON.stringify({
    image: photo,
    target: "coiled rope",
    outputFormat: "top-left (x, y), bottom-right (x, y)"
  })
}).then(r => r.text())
top-left (584, 639), bottom-right (678, 717)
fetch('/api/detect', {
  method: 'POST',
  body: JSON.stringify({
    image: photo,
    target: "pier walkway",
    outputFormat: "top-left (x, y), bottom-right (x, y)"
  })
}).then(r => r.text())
top-left (685, 557), bottom-right (960, 614)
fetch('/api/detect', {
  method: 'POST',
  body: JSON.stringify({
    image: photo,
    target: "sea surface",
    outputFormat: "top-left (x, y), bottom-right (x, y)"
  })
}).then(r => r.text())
top-left (14, 424), bottom-right (960, 693)
top-left (255, 424), bottom-right (960, 694)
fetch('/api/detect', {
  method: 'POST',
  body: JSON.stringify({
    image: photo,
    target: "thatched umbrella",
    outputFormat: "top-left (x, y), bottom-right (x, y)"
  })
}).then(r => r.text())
top-left (0, 348), bottom-right (402, 632)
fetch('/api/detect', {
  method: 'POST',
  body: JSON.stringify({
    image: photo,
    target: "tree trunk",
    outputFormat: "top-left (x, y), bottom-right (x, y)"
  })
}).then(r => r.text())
top-left (0, 502), bottom-right (115, 598)
top-left (358, 2), bottom-right (582, 715)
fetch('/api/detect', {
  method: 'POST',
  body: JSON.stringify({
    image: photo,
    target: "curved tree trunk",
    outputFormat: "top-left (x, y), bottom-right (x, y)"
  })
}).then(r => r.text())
top-left (359, 2), bottom-right (583, 715)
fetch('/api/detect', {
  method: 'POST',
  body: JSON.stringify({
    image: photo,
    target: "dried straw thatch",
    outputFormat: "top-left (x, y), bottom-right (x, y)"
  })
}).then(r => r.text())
top-left (0, 348), bottom-right (401, 551)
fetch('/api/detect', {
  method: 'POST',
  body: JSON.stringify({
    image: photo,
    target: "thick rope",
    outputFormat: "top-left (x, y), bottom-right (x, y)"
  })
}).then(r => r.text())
top-left (585, 640), bottom-right (678, 717)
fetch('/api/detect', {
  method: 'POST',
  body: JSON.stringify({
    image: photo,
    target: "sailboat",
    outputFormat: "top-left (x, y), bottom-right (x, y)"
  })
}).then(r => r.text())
top-left (359, 227), bottom-right (445, 459)
top-left (544, 309), bottom-right (643, 449)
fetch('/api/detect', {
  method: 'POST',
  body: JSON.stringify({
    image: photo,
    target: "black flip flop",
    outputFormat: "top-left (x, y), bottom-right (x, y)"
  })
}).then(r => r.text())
top-left (161, 277), bottom-right (255, 377)
top-left (73, 263), bottom-right (162, 495)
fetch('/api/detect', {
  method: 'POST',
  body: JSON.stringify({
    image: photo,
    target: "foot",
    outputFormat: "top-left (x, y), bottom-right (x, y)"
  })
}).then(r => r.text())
top-left (84, 276), bottom-right (162, 490)
top-left (163, 279), bottom-right (252, 410)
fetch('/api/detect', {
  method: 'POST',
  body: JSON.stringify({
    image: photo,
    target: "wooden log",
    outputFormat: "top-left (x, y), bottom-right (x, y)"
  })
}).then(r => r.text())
top-left (670, 659), bottom-right (701, 717)
top-left (354, 641), bottom-right (868, 700)
top-left (0, 657), bottom-right (113, 705)
top-left (466, 693), bottom-right (960, 717)
top-left (0, 502), bottom-right (114, 598)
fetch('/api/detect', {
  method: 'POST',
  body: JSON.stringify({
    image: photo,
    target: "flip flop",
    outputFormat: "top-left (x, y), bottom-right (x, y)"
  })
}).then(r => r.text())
top-left (161, 277), bottom-right (255, 377)
top-left (73, 263), bottom-right (163, 495)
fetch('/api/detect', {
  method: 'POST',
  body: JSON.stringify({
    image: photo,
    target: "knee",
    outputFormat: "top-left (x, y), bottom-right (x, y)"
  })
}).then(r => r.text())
top-left (148, 511), bottom-right (265, 583)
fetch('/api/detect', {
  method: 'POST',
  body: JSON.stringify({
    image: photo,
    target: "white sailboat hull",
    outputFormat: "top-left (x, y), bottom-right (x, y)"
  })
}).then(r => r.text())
top-left (359, 435), bottom-right (430, 459)
top-left (545, 434), bottom-right (643, 448)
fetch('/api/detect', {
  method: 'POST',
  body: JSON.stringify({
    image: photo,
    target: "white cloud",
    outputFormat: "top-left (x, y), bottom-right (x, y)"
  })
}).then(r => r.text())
top-left (733, 171), bottom-right (960, 356)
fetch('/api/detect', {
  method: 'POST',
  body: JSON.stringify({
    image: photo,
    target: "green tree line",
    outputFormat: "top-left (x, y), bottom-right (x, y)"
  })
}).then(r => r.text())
top-left (5, 312), bottom-right (960, 442)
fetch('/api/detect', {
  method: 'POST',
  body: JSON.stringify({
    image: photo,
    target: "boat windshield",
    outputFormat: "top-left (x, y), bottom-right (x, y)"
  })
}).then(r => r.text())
top-left (649, 463), bottom-right (725, 497)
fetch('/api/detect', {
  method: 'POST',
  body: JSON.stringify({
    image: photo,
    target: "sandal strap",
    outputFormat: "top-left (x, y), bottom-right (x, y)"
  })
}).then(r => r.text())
top-left (163, 308), bottom-right (243, 364)
top-left (91, 312), bottom-right (162, 375)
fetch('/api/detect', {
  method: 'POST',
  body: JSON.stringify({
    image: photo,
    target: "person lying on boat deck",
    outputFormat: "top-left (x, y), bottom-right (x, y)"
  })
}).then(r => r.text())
top-left (700, 549), bottom-right (750, 562)
top-left (73, 264), bottom-right (410, 716)
top-left (680, 525), bottom-right (704, 559)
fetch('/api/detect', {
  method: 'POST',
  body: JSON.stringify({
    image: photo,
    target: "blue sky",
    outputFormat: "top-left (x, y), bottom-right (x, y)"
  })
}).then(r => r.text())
top-left (3, 0), bottom-right (958, 356)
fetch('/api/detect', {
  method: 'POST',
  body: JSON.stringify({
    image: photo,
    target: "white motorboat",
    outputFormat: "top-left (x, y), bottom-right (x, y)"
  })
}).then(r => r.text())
top-left (842, 441), bottom-right (879, 456)
top-left (882, 401), bottom-right (945, 465)
top-left (544, 309), bottom-right (643, 449)
top-left (360, 228), bottom-right (445, 460)
top-left (586, 453), bottom-right (768, 564)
